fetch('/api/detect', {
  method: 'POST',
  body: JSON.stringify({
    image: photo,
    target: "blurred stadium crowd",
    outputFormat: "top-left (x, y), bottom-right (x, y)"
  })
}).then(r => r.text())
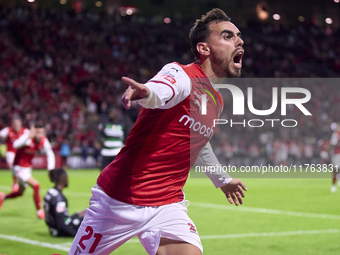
top-left (0, 6), bottom-right (340, 166)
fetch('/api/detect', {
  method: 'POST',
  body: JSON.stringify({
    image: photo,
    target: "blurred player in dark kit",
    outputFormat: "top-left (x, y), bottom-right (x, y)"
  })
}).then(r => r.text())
top-left (44, 168), bottom-right (85, 237)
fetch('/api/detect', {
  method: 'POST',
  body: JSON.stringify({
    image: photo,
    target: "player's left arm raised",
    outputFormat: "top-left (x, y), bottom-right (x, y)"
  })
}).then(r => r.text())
top-left (13, 127), bottom-right (34, 149)
top-left (43, 138), bottom-right (56, 171)
top-left (195, 141), bottom-right (247, 206)
top-left (121, 77), bottom-right (150, 109)
top-left (0, 127), bottom-right (9, 139)
top-left (220, 178), bottom-right (247, 206)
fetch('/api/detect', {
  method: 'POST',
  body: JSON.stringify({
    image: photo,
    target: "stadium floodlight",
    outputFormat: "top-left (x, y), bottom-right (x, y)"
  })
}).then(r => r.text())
top-left (95, 1), bottom-right (102, 7)
top-left (164, 17), bottom-right (171, 24)
top-left (298, 16), bottom-right (305, 22)
top-left (273, 14), bottom-right (281, 21)
top-left (256, 3), bottom-right (269, 20)
top-left (325, 18), bottom-right (333, 24)
top-left (119, 6), bottom-right (137, 16)
top-left (331, 122), bottom-right (337, 131)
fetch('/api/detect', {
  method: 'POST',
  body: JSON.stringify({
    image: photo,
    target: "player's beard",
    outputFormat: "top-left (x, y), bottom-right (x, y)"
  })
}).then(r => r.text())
top-left (34, 137), bottom-right (41, 143)
top-left (211, 51), bottom-right (241, 78)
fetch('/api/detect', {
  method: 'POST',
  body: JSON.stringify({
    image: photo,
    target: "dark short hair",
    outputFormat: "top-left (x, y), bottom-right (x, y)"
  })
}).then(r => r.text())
top-left (12, 116), bottom-right (22, 122)
top-left (34, 123), bottom-right (44, 128)
top-left (49, 168), bottom-right (67, 183)
top-left (189, 8), bottom-right (231, 60)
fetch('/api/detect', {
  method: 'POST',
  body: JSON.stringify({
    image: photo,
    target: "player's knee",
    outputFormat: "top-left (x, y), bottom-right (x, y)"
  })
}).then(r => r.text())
top-left (32, 183), bottom-right (40, 191)
top-left (156, 247), bottom-right (202, 255)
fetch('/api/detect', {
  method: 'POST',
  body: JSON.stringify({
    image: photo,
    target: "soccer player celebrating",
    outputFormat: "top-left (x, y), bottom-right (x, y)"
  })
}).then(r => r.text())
top-left (44, 168), bottom-right (85, 237)
top-left (0, 117), bottom-right (29, 192)
top-left (0, 124), bottom-right (55, 219)
top-left (69, 8), bottom-right (247, 255)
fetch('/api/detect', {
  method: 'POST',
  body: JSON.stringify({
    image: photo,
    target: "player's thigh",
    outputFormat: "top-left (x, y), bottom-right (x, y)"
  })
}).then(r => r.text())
top-left (70, 206), bottom-right (133, 255)
top-left (69, 185), bottom-right (145, 255)
top-left (26, 176), bottom-right (39, 187)
top-left (139, 201), bottom-right (203, 255)
top-left (12, 165), bottom-right (32, 185)
top-left (5, 152), bottom-right (15, 169)
top-left (70, 214), bottom-right (106, 255)
top-left (332, 154), bottom-right (340, 166)
top-left (156, 237), bottom-right (202, 255)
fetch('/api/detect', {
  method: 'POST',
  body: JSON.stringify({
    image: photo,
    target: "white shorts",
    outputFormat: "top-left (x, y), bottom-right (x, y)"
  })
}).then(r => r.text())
top-left (11, 165), bottom-right (32, 183)
top-left (275, 152), bottom-right (287, 164)
top-left (69, 185), bottom-right (203, 255)
top-left (332, 154), bottom-right (340, 166)
top-left (320, 151), bottom-right (329, 160)
top-left (6, 151), bottom-right (15, 169)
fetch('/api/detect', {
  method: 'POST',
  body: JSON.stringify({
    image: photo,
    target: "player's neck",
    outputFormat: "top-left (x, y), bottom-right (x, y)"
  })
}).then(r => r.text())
top-left (197, 59), bottom-right (227, 85)
top-left (55, 184), bottom-right (64, 191)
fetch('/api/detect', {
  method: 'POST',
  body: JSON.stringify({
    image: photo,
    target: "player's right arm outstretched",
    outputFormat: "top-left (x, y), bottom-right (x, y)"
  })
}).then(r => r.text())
top-left (121, 77), bottom-right (150, 109)
top-left (121, 63), bottom-right (190, 110)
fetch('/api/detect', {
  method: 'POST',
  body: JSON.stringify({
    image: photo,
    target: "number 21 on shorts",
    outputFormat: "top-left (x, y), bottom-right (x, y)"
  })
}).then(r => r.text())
top-left (78, 226), bottom-right (102, 253)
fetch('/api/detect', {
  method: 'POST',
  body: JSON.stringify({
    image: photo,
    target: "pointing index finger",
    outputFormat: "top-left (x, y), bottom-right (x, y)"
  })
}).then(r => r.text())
top-left (121, 76), bottom-right (143, 90)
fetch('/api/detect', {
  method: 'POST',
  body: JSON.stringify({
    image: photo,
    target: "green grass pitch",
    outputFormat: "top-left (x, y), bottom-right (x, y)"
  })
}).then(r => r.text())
top-left (0, 169), bottom-right (339, 255)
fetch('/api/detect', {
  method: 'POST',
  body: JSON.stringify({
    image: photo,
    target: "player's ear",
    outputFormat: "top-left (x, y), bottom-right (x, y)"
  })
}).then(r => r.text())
top-left (196, 42), bottom-right (210, 57)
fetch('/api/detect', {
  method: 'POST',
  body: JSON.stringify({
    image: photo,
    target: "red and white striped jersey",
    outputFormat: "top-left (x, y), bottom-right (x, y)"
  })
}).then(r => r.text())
top-left (98, 62), bottom-right (226, 206)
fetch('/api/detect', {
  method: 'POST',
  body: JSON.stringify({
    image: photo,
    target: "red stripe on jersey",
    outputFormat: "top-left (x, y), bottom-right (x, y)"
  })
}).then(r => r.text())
top-left (150, 80), bottom-right (176, 102)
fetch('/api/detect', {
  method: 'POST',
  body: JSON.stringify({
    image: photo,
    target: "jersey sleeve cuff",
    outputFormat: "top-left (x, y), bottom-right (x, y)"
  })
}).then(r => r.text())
top-left (137, 81), bottom-right (174, 109)
top-left (211, 177), bottom-right (233, 188)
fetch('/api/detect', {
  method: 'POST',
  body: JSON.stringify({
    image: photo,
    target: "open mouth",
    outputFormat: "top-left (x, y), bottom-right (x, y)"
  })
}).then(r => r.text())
top-left (233, 51), bottom-right (243, 68)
